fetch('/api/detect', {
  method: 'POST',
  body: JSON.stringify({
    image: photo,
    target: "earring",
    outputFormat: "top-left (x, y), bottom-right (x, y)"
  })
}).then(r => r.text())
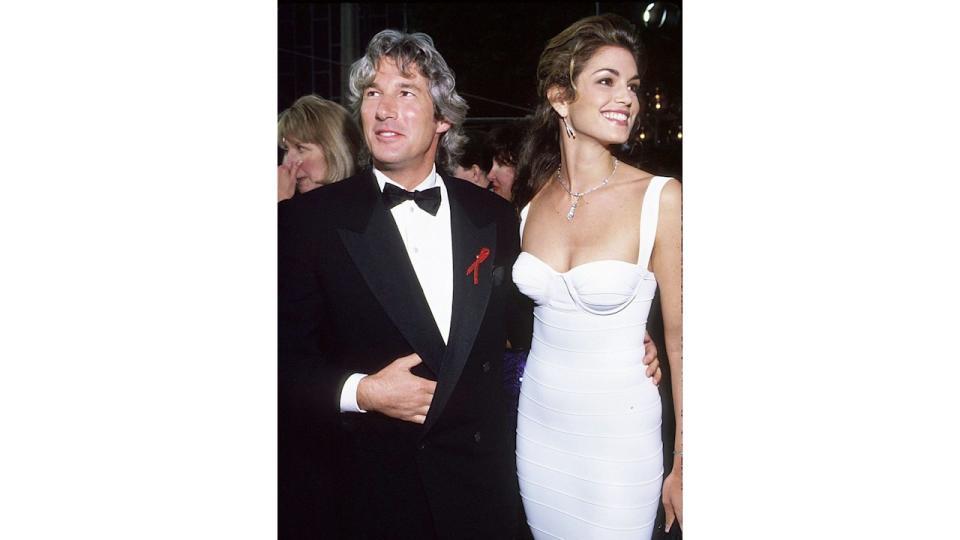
top-left (562, 116), bottom-right (576, 139)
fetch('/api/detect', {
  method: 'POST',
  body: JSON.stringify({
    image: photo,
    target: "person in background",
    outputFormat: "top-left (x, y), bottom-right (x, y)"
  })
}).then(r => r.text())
top-left (277, 95), bottom-right (363, 202)
top-left (450, 130), bottom-right (493, 189)
top-left (487, 121), bottom-right (526, 205)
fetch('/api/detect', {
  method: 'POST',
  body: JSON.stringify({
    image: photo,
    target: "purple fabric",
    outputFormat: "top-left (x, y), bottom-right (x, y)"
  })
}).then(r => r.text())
top-left (502, 349), bottom-right (529, 403)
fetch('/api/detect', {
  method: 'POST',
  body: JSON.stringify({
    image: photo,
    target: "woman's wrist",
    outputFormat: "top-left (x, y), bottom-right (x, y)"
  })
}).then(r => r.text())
top-left (670, 448), bottom-right (682, 474)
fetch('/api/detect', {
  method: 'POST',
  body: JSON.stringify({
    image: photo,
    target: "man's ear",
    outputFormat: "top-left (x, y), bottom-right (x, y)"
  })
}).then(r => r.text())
top-left (435, 118), bottom-right (451, 135)
top-left (547, 85), bottom-right (570, 118)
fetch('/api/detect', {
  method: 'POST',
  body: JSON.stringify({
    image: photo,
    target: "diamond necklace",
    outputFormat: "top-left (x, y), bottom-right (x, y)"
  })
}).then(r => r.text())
top-left (555, 157), bottom-right (618, 221)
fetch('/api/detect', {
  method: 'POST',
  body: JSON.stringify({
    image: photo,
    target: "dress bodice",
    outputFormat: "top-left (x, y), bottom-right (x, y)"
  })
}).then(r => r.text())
top-left (513, 252), bottom-right (654, 315)
top-left (513, 176), bottom-right (670, 318)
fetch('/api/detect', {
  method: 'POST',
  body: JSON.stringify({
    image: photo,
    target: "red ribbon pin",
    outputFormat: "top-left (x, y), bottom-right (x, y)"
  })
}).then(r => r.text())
top-left (465, 247), bottom-right (490, 285)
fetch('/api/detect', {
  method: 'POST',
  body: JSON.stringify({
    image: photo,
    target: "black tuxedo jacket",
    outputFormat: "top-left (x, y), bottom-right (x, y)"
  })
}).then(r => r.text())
top-left (279, 169), bottom-right (522, 539)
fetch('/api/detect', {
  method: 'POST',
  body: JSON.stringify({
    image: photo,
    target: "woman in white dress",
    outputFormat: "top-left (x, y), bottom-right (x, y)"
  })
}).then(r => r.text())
top-left (512, 14), bottom-right (682, 539)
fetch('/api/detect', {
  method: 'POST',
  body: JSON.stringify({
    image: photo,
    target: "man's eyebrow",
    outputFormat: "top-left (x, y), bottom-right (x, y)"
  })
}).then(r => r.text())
top-left (364, 81), bottom-right (422, 91)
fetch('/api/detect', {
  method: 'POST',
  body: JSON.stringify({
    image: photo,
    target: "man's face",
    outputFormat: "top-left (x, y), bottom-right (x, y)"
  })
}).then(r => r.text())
top-left (360, 57), bottom-right (450, 175)
top-left (452, 164), bottom-right (489, 188)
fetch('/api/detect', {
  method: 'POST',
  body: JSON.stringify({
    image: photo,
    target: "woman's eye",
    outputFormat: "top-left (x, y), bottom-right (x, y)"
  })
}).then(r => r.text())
top-left (598, 78), bottom-right (612, 86)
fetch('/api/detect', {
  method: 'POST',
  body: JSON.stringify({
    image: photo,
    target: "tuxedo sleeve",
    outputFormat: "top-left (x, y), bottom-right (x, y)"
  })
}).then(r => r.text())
top-left (278, 201), bottom-right (352, 426)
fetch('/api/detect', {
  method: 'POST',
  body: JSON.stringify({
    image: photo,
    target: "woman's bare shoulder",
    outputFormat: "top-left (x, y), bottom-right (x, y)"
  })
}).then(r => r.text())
top-left (659, 177), bottom-right (682, 201)
top-left (610, 163), bottom-right (658, 200)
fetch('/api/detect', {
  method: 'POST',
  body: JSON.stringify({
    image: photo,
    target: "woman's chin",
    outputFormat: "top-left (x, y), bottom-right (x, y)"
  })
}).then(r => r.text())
top-left (297, 179), bottom-right (323, 194)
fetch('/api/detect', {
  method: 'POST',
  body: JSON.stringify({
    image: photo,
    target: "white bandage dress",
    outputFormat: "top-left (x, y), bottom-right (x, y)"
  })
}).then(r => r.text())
top-left (513, 176), bottom-right (669, 540)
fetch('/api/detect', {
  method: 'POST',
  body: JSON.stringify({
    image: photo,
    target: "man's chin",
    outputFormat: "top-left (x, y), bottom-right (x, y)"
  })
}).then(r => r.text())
top-left (371, 157), bottom-right (404, 170)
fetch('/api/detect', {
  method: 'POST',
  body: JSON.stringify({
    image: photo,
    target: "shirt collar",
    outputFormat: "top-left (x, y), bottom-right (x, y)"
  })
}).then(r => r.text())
top-left (373, 165), bottom-right (440, 193)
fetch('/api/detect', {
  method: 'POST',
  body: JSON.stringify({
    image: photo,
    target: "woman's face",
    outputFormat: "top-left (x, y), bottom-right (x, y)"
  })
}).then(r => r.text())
top-left (282, 136), bottom-right (329, 194)
top-left (565, 46), bottom-right (641, 145)
top-left (488, 159), bottom-right (516, 201)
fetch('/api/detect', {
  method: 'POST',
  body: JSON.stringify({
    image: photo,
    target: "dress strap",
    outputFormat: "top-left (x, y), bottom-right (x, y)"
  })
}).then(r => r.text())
top-left (637, 177), bottom-right (671, 272)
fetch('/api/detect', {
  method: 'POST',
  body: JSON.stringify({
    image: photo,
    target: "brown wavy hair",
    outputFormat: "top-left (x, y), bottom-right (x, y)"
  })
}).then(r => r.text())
top-left (514, 14), bottom-right (645, 209)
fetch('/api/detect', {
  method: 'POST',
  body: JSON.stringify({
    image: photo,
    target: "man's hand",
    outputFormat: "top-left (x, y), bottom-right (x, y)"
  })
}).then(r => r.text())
top-left (356, 353), bottom-right (436, 424)
top-left (643, 331), bottom-right (662, 385)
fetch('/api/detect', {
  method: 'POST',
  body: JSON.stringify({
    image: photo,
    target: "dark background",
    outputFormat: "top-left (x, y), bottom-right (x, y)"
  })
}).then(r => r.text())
top-left (278, 3), bottom-right (683, 537)
top-left (279, 2), bottom-right (682, 178)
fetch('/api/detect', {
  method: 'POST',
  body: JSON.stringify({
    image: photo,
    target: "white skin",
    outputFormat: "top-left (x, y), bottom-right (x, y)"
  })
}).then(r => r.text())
top-left (359, 57), bottom-right (450, 189)
top-left (278, 138), bottom-right (329, 201)
top-left (522, 45), bottom-right (682, 530)
top-left (487, 159), bottom-right (516, 201)
top-left (277, 161), bottom-right (297, 202)
top-left (355, 56), bottom-right (450, 423)
top-left (452, 163), bottom-right (490, 188)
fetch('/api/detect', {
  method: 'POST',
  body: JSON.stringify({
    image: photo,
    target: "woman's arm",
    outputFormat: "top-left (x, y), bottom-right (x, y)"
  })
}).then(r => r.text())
top-left (651, 178), bottom-right (683, 532)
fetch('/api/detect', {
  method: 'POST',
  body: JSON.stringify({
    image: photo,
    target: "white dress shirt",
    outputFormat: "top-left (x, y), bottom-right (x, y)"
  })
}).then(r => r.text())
top-left (339, 166), bottom-right (454, 412)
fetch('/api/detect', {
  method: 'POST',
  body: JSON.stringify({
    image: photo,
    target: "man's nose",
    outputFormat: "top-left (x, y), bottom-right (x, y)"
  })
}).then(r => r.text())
top-left (376, 96), bottom-right (397, 120)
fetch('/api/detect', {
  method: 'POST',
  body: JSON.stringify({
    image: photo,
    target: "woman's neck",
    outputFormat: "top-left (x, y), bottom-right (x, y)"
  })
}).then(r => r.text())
top-left (558, 138), bottom-right (616, 193)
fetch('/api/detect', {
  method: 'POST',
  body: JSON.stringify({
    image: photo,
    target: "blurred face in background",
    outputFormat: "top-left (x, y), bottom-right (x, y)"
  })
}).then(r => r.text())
top-left (452, 164), bottom-right (489, 188)
top-left (282, 137), bottom-right (329, 194)
top-left (487, 159), bottom-right (516, 201)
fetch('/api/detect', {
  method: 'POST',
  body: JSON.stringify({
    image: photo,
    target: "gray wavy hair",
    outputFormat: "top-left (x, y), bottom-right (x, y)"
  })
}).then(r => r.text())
top-left (347, 29), bottom-right (468, 173)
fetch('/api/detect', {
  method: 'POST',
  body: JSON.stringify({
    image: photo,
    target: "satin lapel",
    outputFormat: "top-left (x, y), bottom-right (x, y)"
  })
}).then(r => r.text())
top-left (336, 173), bottom-right (445, 375)
top-left (422, 180), bottom-right (496, 435)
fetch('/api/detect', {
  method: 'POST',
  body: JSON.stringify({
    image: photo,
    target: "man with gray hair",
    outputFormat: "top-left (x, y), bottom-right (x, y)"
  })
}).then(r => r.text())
top-left (279, 29), bottom-right (524, 538)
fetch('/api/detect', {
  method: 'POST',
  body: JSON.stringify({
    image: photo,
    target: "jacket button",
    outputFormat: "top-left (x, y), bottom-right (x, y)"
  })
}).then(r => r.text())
top-left (418, 442), bottom-right (427, 450)
top-left (482, 361), bottom-right (491, 372)
top-left (473, 431), bottom-right (481, 443)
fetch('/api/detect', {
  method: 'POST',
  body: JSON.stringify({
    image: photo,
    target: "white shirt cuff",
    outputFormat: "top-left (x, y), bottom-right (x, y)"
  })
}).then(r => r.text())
top-left (339, 373), bottom-right (368, 413)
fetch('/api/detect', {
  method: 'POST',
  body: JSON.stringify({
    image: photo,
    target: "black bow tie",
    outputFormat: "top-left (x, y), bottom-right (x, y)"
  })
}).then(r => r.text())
top-left (381, 183), bottom-right (442, 216)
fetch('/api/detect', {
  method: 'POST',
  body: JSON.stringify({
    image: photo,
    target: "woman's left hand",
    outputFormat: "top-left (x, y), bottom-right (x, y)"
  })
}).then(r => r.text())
top-left (643, 331), bottom-right (662, 385)
top-left (662, 467), bottom-right (683, 533)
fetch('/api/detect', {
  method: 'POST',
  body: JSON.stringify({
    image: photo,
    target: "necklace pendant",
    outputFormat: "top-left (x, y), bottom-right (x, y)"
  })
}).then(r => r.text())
top-left (566, 200), bottom-right (578, 221)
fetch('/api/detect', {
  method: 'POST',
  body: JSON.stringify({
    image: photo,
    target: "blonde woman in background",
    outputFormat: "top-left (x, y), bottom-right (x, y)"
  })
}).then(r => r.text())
top-left (278, 95), bottom-right (363, 202)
